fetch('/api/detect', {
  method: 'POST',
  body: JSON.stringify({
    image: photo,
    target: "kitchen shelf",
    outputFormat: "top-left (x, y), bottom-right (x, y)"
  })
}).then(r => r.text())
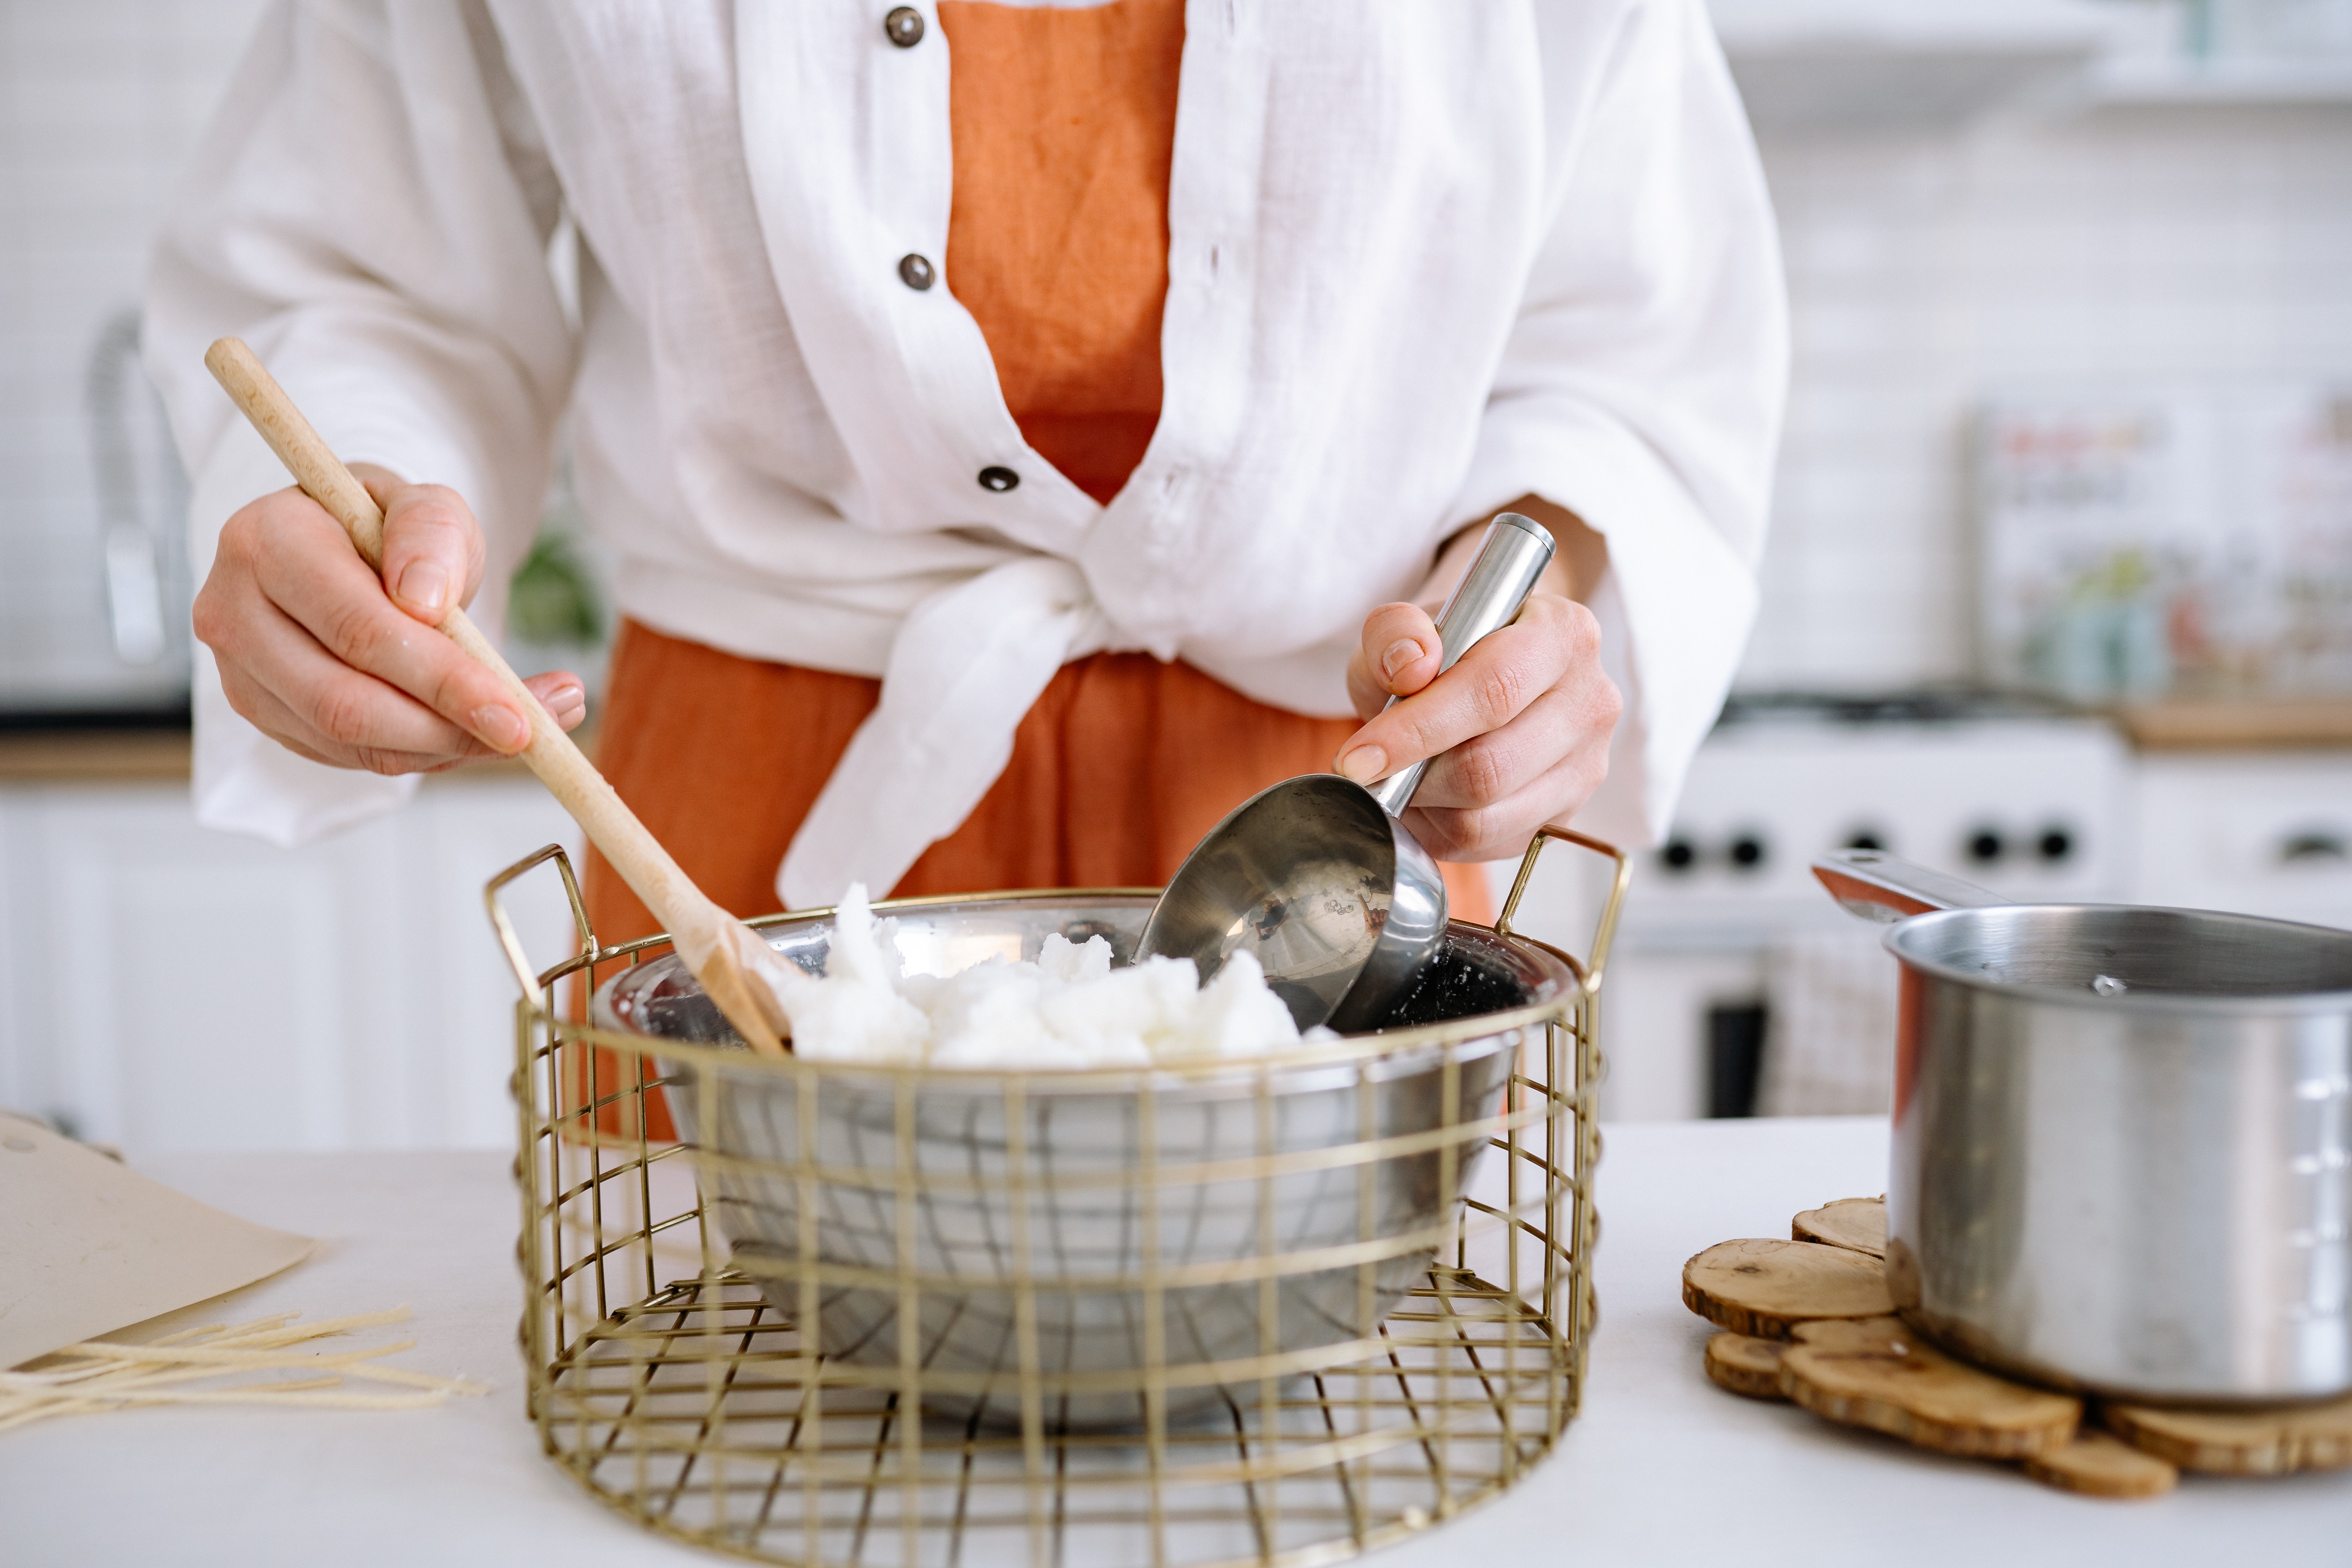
top-left (2091, 55), bottom-right (2352, 104)
top-left (1708, 2), bottom-right (2352, 126)
top-left (1711, 0), bottom-right (2119, 131)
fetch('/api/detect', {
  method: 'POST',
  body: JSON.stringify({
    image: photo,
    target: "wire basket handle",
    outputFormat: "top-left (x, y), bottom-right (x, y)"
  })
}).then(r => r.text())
top-left (1494, 826), bottom-right (1632, 997)
top-left (485, 843), bottom-right (596, 998)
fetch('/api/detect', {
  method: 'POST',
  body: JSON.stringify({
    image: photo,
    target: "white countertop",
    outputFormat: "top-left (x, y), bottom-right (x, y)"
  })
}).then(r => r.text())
top-left (9, 1116), bottom-right (2345, 1565)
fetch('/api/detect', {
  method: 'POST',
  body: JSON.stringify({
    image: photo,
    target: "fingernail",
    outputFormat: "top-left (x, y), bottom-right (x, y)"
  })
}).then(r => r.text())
top-left (474, 704), bottom-right (528, 752)
top-left (1337, 746), bottom-right (1387, 784)
top-left (1380, 637), bottom-right (1425, 682)
top-left (547, 681), bottom-right (584, 715)
top-left (398, 561), bottom-right (449, 615)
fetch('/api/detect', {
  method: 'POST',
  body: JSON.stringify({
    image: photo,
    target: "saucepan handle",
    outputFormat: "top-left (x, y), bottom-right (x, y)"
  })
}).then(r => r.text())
top-left (1812, 849), bottom-right (2009, 924)
top-left (1366, 512), bottom-right (1557, 817)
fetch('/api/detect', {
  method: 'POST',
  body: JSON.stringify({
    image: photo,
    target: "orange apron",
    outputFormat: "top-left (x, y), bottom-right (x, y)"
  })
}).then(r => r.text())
top-left (579, 0), bottom-right (1489, 1134)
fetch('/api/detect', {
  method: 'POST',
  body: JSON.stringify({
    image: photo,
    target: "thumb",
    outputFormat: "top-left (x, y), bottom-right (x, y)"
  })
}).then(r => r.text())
top-left (370, 476), bottom-right (487, 627)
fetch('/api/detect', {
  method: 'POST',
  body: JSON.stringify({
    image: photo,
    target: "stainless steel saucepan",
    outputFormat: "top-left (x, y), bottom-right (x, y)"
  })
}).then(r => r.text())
top-left (1815, 849), bottom-right (2352, 1404)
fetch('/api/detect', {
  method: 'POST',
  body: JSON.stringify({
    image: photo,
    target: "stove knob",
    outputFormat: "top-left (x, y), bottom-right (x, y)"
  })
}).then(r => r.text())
top-left (1965, 827), bottom-right (2005, 865)
top-left (1659, 836), bottom-right (1699, 873)
top-left (2037, 826), bottom-right (2074, 864)
top-left (2280, 830), bottom-right (2348, 864)
top-left (1728, 832), bottom-right (1768, 872)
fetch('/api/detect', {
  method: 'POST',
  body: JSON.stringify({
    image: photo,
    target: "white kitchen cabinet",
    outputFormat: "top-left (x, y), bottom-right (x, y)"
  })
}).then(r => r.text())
top-left (2133, 753), bottom-right (2352, 928)
top-left (0, 777), bottom-right (581, 1153)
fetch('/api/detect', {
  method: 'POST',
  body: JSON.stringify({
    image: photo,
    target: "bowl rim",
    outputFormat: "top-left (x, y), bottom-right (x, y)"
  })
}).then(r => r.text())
top-left (582, 888), bottom-right (1584, 1086)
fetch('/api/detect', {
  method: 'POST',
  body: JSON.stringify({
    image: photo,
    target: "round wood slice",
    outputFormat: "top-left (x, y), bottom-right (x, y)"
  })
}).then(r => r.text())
top-left (1682, 1238), bottom-right (1893, 1339)
top-left (1780, 1316), bottom-right (2081, 1459)
top-left (1791, 1196), bottom-right (1886, 1259)
top-left (2103, 1394), bottom-right (2352, 1475)
top-left (2022, 1429), bottom-right (2179, 1498)
top-left (1705, 1332), bottom-right (1789, 1401)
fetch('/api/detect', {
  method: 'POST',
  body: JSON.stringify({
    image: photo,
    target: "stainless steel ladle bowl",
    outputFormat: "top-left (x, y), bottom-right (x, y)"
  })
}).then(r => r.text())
top-left (1140, 514), bottom-right (1556, 1032)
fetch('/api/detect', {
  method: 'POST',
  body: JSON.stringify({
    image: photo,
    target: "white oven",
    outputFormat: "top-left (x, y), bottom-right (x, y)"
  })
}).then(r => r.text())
top-left (2135, 752), bottom-right (2352, 929)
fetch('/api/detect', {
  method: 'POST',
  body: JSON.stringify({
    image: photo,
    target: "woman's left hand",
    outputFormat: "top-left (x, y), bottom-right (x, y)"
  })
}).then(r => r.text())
top-left (1334, 499), bottom-right (1621, 863)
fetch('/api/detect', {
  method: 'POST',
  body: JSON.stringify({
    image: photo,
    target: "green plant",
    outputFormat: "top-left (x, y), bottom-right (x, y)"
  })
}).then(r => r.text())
top-left (506, 530), bottom-right (606, 646)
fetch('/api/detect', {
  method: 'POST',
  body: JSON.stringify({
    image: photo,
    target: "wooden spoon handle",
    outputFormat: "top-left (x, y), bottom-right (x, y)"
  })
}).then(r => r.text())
top-left (204, 337), bottom-right (786, 1054)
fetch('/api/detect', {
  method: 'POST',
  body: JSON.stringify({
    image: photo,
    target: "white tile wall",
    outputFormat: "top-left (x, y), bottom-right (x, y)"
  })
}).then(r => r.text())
top-left (1744, 103), bottom-right (2352, 690)
top-left (4, 3), bottom-right (2350, 711)
top-left (0, 0), bottom-right (269, 709)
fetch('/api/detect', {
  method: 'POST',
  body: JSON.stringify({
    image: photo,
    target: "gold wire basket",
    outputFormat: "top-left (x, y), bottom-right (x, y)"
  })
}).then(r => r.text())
top-left (486, 827), bottom-right (1628, 1568)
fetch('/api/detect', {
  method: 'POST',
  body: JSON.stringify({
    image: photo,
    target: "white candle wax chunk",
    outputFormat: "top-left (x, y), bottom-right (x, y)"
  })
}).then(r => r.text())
top-left (761, 884), bottom-right (1327, 1067)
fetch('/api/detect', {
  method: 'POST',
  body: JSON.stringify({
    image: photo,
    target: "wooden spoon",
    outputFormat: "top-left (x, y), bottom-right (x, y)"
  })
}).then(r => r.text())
top-left (205, 337), bottom-right (789, 1055)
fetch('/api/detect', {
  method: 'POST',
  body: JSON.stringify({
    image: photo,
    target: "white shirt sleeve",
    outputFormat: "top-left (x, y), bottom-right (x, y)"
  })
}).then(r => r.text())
top-left (143, 0), bottom-right (576, 846)
top-left (1452, 0), bottom-right (1789, 848)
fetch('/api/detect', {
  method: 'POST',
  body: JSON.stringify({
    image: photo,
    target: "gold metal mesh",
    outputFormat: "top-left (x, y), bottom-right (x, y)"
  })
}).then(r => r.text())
top-left (487, 828), bottom-right (1628, 1568)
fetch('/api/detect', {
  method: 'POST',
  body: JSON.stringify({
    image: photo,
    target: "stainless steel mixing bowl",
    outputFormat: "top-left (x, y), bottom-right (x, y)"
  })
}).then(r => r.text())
top-left (592, 893), bottom-right (1577, 1429)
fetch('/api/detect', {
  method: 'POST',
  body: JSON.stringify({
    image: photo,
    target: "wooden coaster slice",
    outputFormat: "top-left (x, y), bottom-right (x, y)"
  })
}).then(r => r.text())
top-left (1792, 1196), bottom-right (1886, 1259)
top-left (1780, 1316), bottom-right (2081, 1459)
top-left (1705, 1332), bottom-right (1789, 1401)
top-left (1683, 1238), bottom-right (1893, 1339)
top-left (2103, 1395), bottom-right (2352, 1475)
top-left (2023, 1429), bottom-right (2179, 1498)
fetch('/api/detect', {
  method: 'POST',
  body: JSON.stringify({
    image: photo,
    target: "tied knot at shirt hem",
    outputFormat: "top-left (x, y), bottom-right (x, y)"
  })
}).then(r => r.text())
top-left (777, 555), bottom-right (1134, 910)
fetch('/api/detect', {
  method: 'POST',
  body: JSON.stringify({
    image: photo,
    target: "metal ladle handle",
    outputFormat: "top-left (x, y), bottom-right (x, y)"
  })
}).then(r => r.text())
top-left (1366, 512), bottom-right (1557, 817)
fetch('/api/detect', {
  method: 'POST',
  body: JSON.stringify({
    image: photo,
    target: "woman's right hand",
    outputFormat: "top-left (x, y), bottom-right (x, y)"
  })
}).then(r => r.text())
top-left (191, 465), bottom-right (585, 774)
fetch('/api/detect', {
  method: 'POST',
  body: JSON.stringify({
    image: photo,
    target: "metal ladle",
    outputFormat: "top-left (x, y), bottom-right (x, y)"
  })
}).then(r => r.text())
top-left (1139, 514), bottom-right (1557, 1031)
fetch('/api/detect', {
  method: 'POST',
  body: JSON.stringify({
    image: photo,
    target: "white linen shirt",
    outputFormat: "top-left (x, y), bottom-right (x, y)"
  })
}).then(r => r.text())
top-left (145, 0), bottom-right (1787, 903)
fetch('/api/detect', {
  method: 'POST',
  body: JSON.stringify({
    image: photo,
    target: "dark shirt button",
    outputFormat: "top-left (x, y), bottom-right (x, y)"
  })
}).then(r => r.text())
top-left (978, 466), bottom-right (1019, 493)
top-left (897, 253), bottom-right (935, 292)
top-left (884, 7), bottom-right (924, 47)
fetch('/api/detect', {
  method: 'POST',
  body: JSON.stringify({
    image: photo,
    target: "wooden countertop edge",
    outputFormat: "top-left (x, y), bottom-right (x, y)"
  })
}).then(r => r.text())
top-left (8, 704), bottom-right (2352, 782)
top-left (0, 727), bottom-right (596, 785)
top-left (0, 730), bottom-right (193, 782)
top-left (2112, 699), bottom-right (2352, 753)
